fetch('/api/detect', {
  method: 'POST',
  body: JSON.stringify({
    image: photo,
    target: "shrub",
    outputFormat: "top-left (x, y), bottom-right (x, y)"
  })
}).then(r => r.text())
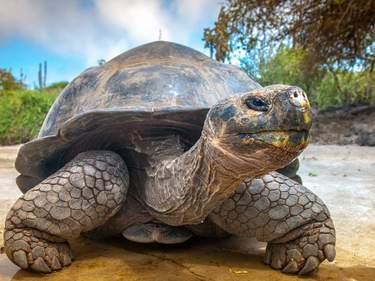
top-left (0, 69), bottom-right (25, 91)
top-left (44, 81), bottom-right (69, 93)
top-left (0, 90), bottom-right (57, 145)
top-left (313, 71), bottom-right (375, 108)
top-left (244, 47), bottom-right (375, 109)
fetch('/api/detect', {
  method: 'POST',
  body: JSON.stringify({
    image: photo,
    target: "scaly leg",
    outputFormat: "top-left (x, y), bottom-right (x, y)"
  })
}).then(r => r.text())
top-left (276, 158), bottom-right (302, 184)
top-left (209, 171), bottom-right (335, 275)
top-left (4, 151), bottom-right (128, 273)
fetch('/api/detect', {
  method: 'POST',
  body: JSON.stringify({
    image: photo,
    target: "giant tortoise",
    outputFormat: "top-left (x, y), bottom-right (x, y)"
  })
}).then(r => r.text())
top-left (4, 41), bottom-right (335, 275)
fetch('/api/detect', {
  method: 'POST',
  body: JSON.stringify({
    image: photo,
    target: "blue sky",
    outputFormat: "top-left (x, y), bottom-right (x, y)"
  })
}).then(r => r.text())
top-left (0, 0), bottom-right (221, 88)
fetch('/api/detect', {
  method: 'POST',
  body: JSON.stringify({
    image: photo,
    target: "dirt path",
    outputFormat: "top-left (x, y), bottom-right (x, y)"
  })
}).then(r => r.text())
top-left (0, 144), bottom-right (374, 281)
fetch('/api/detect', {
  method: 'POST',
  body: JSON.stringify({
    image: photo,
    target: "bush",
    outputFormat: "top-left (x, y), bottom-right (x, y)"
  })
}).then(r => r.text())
top-left (0, 90), bottom-right (57, 145)
top-left (44, 81), bottom-right (69, 93)
top-left (0, 69), bottom-right (25, 91)
top-left (245, 47), bottom-right (375, 109)
top-left (316, 71), bottom-right (375, 108)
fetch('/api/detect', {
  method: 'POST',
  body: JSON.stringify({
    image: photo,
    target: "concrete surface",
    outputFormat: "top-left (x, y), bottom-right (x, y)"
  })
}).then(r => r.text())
top-left (0, 144), bottom-right (374, 281)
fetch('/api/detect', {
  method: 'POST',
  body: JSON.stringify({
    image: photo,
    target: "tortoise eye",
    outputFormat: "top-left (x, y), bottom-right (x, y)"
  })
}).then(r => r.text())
top-left (245, 97), bottom-right (269, 112)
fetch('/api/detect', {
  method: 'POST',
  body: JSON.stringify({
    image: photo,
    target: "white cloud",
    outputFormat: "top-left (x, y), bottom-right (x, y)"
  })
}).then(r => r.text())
top-left (0, 0), bottom-right (128, 66)
top-left (95, 0), bottom-right (171, 42)
top-left (175, 0), bottom-right (219, 24)
top-left (0, 0), bottom-right (221, 67)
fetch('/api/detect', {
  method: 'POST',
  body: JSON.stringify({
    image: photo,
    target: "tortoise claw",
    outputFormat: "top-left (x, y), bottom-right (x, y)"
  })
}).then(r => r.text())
top-left (265, 218), bottom-right (336, 275)
top-left (299, 256), bottom-right (319, 275)
top-left (31, 257), bottom-right (52, 273)
top-left (323, 244), bottom-right (336, 262)
top-left (4, 228), bottom-right (72, 273)
top-left (282, 260), bottom-right (299, 274)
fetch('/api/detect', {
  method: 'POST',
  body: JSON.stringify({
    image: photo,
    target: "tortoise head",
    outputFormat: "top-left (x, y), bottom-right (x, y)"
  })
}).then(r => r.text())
top-left (203, 84), bottom-right (312, 174)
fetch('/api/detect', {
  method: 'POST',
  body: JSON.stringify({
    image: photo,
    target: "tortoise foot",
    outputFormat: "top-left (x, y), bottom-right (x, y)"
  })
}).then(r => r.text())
top-left (4, 228), bottom-right (73, 273)
top-left (264, 219), bottom-right (336, 275)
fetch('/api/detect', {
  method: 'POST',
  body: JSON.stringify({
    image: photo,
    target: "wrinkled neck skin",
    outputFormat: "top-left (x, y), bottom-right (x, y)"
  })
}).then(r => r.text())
top-left (142, 131), bottom-right (281, 226)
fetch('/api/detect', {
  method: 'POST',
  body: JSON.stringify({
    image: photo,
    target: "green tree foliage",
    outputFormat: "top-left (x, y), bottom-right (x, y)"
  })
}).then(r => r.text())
top-left (0, 69), bottom-right (25, 91)
top-left (257, 48), bottom-right (323, 94)
top-left (246, 47), bottom-right (375, 108)
top-left (204, 0), bottom-right (375, 108)
top-left (204, 0), bottom-right (375, 70)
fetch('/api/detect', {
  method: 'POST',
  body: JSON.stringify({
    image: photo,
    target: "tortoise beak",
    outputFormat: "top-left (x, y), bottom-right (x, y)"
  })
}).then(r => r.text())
top-left (239, 87), bottom-right (312, 151)
top-left (244, 130), bottom-right (310, 152)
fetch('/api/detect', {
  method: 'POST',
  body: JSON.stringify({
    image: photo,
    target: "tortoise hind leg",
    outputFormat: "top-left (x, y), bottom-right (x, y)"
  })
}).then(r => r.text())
top-left (209, 171), bottom-right (336, 275)
top-left (4, 150), bottom-right (128, 273)
top-left (122, 223), bottom-right (193, 244)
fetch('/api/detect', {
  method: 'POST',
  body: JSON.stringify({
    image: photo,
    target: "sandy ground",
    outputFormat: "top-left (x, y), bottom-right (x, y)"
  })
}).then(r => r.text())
top-left (0, 144), bottom-right (374, 281)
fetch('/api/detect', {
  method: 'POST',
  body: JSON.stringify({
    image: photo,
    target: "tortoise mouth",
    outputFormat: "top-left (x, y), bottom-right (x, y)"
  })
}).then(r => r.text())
top-left (239, 129), bottom-right (310, 151)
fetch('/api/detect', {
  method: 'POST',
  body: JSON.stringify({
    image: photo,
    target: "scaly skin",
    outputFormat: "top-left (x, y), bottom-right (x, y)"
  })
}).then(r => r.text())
top-left (4, 151), bottom-right (129, 272)
top-left (209, 171), bottom-right (336, 275)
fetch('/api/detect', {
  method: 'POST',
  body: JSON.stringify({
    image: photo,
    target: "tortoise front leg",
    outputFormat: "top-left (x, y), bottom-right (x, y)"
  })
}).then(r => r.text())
top-left (4, 151), bottom-right (128, 273)
top-left (209, 171), bottom-right (336, 275)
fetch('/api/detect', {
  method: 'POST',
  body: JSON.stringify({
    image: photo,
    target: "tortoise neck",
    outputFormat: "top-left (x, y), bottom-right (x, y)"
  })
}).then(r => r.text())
top-left (134, 134), bottom-right (187, 166)
top-left (142, 132), bottom-right (260, 225)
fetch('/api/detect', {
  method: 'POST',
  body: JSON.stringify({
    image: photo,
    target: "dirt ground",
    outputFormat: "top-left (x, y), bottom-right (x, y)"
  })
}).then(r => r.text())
top-left (310, 105), bottom-right (375, 146)
top-left (0, 144), bottom-right (374, 281)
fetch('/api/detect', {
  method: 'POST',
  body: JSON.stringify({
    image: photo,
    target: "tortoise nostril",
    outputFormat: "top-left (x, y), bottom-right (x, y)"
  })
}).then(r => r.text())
top-left (289, 90), bottom-right (310, 110)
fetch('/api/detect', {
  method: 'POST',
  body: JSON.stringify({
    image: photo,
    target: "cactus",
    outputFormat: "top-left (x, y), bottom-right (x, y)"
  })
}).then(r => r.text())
top-left (43, 61), bottom-right (47, 88)
top-left (37, 61), bottom-right (47, 89)
top-left (19, 68), bottom-right (26, 84)
top-left (38, 63), bottom-right (42, 89)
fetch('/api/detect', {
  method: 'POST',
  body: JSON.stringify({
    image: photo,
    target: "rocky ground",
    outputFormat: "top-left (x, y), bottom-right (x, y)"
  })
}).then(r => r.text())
top-left (0, 144), bottom-right (375, 281)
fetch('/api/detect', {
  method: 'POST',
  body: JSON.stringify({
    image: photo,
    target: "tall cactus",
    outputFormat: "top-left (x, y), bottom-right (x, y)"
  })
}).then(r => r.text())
top-left (43, 61), bottom-right (47, 88)
top-left (37, 61), bottom-right (47, 89)
top-left (38, 63), bottom-right (42, 89)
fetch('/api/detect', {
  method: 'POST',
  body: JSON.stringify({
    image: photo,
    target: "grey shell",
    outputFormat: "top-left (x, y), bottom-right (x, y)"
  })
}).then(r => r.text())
top-left (15, 41), bottom-right (261, 192)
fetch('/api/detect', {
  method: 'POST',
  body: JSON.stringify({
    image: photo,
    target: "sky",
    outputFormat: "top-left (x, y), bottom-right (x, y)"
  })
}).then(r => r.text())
top-left (0, 0), bottom-right (221, 87)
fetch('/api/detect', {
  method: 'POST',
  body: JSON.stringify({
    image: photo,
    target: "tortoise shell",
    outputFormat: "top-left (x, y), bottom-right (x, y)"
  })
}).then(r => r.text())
top-left (15, 41), bottom-right (261, 192)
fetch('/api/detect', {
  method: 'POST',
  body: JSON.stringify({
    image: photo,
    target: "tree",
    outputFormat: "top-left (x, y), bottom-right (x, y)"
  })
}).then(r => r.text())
top-left (204, 0), bottom-right (375, 70)
top-left (0, 69), bottom-right (25, 91)
top-left (257, 47), bottom-right (323, 94)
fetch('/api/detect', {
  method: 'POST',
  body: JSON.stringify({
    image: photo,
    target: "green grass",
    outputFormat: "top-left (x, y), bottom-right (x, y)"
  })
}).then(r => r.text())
top-left (0, 90), bottom-right (58, 145)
